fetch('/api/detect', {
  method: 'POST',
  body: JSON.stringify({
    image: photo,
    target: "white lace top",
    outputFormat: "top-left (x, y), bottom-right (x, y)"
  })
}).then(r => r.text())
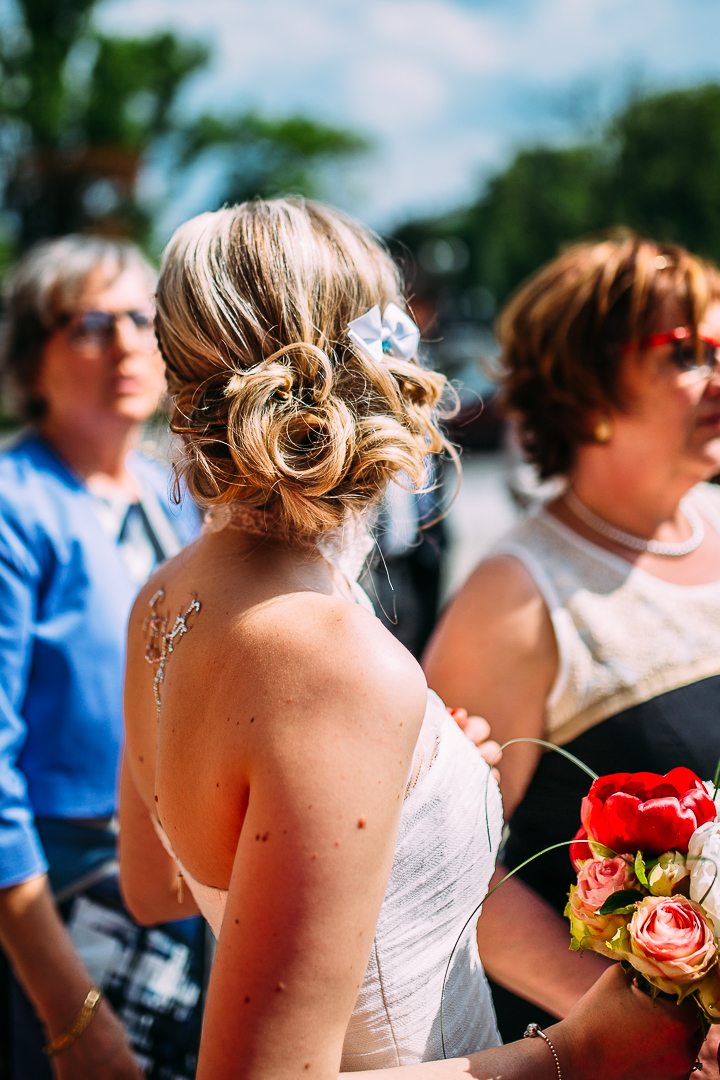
top-left (492, 482), bottom-right (720, 747)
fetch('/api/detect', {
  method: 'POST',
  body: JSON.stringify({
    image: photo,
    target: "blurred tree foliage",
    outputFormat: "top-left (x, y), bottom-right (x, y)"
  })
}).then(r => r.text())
top-left (0, 0), bottom-right (367, 257)
top-left (394, 83), bottom-right (720, 316)
top-left (182, 112), bottom-right (366, 206)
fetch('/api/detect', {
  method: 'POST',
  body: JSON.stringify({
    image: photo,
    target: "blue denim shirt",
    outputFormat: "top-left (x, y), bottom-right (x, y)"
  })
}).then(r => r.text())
top-left (0, 432), bottom-right (199, 888)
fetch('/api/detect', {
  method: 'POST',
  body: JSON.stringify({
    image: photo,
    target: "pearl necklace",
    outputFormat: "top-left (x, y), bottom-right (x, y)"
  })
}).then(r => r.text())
top-left (564, 489), bottom-right (705, 557)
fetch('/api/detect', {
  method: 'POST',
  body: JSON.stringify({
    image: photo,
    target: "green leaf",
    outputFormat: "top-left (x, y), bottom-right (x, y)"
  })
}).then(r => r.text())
top-left (635, 851), bottom-right (648, 887)
top-left (597, 889), bottom-right (645, 916)
top-left (692, 982), bottom-right (715, 1033)
top-left (589, 841), bottom-right (618, 860)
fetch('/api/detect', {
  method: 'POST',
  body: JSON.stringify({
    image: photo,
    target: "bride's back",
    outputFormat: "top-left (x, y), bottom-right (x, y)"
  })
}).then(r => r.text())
top-left (123, 199), bottom-right (452, 894)
top-left (125, 512), bottom-right (424, 891)
top-left (120, 199), bottom-right (502, 1079)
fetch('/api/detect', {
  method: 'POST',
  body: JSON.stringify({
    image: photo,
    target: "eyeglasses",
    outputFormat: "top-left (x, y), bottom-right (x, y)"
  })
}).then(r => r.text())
top-left (621, 325), bottom-right (720, 381)
top-left (56, 309), bottom-right (156, 353)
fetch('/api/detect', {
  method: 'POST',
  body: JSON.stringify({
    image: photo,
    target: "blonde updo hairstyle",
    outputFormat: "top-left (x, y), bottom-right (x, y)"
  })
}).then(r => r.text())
top-left (155, 198), bottom-right (451, 536)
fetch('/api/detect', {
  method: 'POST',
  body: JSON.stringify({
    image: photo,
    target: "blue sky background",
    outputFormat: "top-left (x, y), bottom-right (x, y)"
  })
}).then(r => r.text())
top-left (96, 0), bottom-right (720, 236)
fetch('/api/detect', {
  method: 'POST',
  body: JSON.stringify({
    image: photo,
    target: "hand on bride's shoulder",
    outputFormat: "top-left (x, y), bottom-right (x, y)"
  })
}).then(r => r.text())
top-left (448, 708), bottom-right (502, 780)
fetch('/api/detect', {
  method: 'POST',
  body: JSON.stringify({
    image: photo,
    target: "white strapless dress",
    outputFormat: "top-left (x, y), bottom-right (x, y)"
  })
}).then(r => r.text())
top-left (154, 689), bottom-right (503, 1068)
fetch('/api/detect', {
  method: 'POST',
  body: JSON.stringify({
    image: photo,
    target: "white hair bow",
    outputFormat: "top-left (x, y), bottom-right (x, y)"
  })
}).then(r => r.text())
top-left (347, 302), bottom-right (420, 363)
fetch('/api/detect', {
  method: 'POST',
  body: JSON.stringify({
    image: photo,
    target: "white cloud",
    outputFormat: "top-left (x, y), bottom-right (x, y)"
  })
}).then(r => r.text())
top-left (348, 57), bottom-right (448, 130)
top-left (365, 0), bottom-right (503, 75)
top-left (96, 0), bottom-right (720, 230)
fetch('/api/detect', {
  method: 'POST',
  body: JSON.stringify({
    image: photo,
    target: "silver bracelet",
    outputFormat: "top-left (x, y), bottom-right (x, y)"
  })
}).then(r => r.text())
top-left (524, 1023), bottom-right (562, 1079)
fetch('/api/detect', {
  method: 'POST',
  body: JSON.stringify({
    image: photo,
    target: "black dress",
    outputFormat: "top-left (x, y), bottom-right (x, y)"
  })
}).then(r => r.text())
top-left (487, 487), bottom-right (720, 1042)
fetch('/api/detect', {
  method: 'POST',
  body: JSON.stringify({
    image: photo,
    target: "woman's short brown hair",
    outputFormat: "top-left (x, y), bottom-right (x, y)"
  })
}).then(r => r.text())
top-left (155, 198), bottom-right (450, 537)
top-left (498, 234), bottom-right (720, 478)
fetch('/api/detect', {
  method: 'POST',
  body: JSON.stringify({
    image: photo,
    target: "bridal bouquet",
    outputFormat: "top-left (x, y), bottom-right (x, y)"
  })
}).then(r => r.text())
top-left (566, 767), bottom-right (720, 1022)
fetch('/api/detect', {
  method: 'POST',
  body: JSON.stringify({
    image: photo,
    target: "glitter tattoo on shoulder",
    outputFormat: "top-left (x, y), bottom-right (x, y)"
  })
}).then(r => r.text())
top-left (143, 589), bottom-right (201, 720)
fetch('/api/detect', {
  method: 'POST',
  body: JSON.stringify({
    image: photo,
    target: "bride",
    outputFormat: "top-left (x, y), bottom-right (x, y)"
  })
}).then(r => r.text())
top-left (119, 198), bottom-right (700, 1079)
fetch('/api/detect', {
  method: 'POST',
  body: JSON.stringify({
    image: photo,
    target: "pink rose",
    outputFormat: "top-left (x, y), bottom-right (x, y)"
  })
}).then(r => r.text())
top-left (569, 857), bottom-right (634, 931)
top-left (629, 895), bottom-right (717, 988)
top-left (576, 857), bottom-right (634, 910)
top-left (569, 855), bottom-right (634, 941)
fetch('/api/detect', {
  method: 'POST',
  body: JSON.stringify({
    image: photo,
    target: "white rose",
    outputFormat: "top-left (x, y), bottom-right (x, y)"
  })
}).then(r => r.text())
top-left (689, 820), bottom-right (720, 937)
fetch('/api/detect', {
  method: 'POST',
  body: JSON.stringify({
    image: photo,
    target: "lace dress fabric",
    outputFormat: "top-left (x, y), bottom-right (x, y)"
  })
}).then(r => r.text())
top-left (492, 482), bottom-right (720, 747)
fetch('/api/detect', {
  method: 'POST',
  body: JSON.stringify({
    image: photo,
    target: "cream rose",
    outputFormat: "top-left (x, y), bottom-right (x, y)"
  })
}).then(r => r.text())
top-left (628, 895), bottom-right (716, 992)
top-left (647, 851), bottom-right (690, 897)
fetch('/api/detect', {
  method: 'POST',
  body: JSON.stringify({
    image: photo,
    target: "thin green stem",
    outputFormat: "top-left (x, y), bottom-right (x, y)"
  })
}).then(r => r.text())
top-left (483, 738), bottom-right (598, 851)
top-left (440, 840), bottom-right (576, 1058)
top-left (712, 754), bottom-right (720, 801)
top-left (499, 739), bottom-right (599, 782)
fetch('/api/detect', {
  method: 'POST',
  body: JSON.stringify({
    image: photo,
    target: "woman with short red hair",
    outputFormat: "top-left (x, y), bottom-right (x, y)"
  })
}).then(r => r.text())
top-left (425, 235), bottom-right (720, 1058)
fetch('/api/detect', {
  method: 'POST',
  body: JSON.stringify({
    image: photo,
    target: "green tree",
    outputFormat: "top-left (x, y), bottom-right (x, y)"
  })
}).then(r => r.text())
top-left (469, 145), bottom-right (605, 303)
top-left (181, 112), bottom-right (367, 206)
top-left (606, 84), bottom-right (720, 258)
top-left (393, 82), bottom-right (720, 308)
top-left (0, 0), bottom-right (367, 254)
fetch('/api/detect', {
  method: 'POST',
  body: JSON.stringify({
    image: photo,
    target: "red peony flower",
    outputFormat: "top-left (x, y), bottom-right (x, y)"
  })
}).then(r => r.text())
top-left (580, 768), bottom-right (715, 857)
top-left (570, 826), bottom-right (593, 870)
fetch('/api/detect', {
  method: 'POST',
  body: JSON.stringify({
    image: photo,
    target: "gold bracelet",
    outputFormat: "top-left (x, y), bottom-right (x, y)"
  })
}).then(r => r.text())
top-left (44, 986), bottom-right (103, 1057)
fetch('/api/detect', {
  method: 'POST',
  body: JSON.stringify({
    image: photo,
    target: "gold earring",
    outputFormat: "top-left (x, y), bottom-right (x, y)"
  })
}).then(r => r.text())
top-left (593, 416), bottom-right (613, 443)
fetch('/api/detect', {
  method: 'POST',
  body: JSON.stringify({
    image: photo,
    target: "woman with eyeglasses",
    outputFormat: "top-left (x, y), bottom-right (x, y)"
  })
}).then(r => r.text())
top-left (424, 236), bottom-right (720, 1066)
top-left (0, 236), bottom-right (201, 1080)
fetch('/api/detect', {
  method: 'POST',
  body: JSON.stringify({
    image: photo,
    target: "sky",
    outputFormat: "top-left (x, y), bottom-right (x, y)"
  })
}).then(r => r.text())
top-left (96, 0), bottom-right (720, 235)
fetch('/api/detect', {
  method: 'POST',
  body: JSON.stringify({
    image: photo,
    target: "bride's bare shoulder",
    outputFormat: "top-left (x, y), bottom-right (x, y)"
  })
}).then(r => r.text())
top-left (237, 591), bottom-right (427, 716)
top-left (128, 578), bottom-right (427, 744)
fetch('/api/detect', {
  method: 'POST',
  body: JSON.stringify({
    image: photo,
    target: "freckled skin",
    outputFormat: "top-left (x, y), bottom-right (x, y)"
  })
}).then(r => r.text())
top-left (121, 553), bottom-right (427, 1080)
